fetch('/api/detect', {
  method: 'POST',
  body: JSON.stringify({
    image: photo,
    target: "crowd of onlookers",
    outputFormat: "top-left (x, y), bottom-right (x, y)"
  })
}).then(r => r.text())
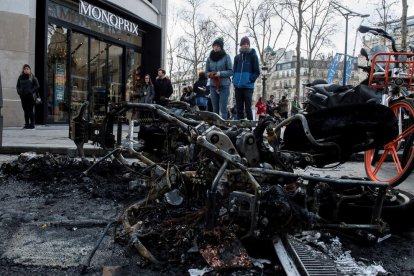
top-left (127, 36), bottom-right (302, 121)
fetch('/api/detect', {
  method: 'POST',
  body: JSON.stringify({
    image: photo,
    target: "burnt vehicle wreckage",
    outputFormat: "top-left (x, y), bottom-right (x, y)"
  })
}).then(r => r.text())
top-left (59, 99), bottom-right (414, 274)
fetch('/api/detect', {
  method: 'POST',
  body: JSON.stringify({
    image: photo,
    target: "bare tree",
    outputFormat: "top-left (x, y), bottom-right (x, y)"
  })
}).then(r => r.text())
top-left (179, 0), bottom-right (217, 81)
top-left (172, 37), bottom-right (193, 85)
top-left (246, 0), bottom-right (293, 67)
top-left (166, 6), bottom-right (180, 80)
top-left (303, 0), bottom-right (336, 83)
top-left (213, 0), bottom-right (250, 55)
top-left (245, 0), bottom-right (294, 100)
top-left (401, 0), bottom-right (408, 50)
top-left (273, 0), bottom-right (318, 98)
top-left (369, 0), bottom-right (399, 32)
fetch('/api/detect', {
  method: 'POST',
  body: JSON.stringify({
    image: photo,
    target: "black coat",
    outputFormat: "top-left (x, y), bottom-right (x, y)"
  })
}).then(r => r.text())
top-left (16, 74), bottom-right (39, 96)
top-left (154, 77), bottom-right (173, 104)
top-left (193, 78), bottom-right (208, 98)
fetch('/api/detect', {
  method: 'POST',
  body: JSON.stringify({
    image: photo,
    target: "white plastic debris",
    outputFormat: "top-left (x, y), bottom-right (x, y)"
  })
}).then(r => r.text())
top-left (188, 267), bottom-right (213, 276)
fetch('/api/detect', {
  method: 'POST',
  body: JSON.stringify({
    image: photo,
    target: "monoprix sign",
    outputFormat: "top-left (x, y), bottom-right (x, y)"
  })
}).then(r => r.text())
top-left (79, 0), bottom-right (139, 36)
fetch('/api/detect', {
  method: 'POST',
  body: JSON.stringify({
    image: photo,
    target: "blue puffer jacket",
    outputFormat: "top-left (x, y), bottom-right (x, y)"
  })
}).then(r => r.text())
top-left (233, 48), bottom-right (260, 89)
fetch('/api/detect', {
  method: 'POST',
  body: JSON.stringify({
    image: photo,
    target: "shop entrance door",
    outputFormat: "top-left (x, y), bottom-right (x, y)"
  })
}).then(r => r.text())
top-left (70, 31), bottom-right (89, 121)
top-left (89, 38), bottom-right (107, 119)
top-left (89, 38), bottom-right (124, 120)
top-left (69, 33), bottom-right (124, 122)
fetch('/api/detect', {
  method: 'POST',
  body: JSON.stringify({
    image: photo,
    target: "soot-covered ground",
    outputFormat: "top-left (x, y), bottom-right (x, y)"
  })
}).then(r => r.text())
top-left (0, 153), bottom-right (413, 275)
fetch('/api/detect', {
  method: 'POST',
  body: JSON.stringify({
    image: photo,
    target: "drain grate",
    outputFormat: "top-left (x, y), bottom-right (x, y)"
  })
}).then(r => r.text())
top-left (274, 235), bottom-right (339, 276)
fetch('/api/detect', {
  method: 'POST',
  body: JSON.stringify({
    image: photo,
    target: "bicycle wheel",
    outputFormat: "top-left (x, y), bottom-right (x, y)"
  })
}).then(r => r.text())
top-left (364, 99), bottom-right (414, 187)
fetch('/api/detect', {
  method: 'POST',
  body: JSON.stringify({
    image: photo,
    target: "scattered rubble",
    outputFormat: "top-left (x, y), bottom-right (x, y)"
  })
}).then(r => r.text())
top-left (0, 153), bottom-right (414, 275)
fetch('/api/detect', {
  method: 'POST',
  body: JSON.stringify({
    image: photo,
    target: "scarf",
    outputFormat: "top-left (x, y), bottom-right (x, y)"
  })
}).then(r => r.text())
top-left (209, 50), bottom-right (226, 62)
top-left (239, 47), bottom-right (252, 54)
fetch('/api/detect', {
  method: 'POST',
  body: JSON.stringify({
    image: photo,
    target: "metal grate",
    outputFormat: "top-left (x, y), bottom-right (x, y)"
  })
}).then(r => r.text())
top-left (274, 235), bottom-right (339, 276)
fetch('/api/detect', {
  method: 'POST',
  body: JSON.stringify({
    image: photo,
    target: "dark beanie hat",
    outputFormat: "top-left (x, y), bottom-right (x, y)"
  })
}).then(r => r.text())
top-left (212, 37), bottom-right (224, 49)
top-left (240, 36), bottom-right (250, 46)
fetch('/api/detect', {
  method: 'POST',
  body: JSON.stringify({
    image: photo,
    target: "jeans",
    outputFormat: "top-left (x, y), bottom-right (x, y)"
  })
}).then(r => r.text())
top-left (20, 94), bottom-right (35, 127)
top-left (210, 85), bottom-right (230, 119)
top-left (235, 88), bottom-right (253, 120)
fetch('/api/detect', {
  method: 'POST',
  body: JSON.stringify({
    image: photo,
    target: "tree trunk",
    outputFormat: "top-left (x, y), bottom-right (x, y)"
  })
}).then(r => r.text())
top-left (401, 0), bottom-right (408, 50)
top-left (295, 0), bottom-right (303, 99)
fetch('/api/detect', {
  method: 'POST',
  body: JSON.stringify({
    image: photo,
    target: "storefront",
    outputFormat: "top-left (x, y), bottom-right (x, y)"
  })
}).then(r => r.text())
top-left (34, 0), bottom-right (163, 124)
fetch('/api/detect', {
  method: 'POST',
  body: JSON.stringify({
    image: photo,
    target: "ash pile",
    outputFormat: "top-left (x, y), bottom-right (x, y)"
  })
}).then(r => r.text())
top-left (0, 151), bottom-right (406, 275)
top-left (0, 153), bottom-right (286, 274)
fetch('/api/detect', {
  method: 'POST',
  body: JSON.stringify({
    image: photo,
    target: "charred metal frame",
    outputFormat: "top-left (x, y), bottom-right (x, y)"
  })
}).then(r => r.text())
top-left (72, 102), bottom-right (391, 242)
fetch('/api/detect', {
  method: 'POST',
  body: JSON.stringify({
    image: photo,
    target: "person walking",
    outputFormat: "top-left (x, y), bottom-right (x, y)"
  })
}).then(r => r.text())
top-left (153, 68), bottom-right (173, 106)
top-left (279, 95), bottom-right (289, 119)
top-left (193, 71), bottom-right (208, 110)
top-left (205, 37), bottom-right (233, 119)
top-left (255, 97), bottom-right (267, 120)
top-left (16, 64), bottom-right (39, 129)
top-left (140, 74), bottom-right (155, 103)
top-left (233, 36), bottom-right (260, 120)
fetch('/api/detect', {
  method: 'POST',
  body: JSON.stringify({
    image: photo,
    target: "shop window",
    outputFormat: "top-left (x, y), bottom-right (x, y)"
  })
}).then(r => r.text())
top-left (47, 24), bottom-right (69, 123)
top-left (70, 31), bottom-right (89, 122)
top-left (126, 49), bottom-right (141, 103)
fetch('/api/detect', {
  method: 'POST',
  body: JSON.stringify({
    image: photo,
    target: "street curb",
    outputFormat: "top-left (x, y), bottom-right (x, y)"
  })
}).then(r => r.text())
top-left (0, 146), bottom-right (107, 157)
top-left (1, 145), bottom-right (366, 161)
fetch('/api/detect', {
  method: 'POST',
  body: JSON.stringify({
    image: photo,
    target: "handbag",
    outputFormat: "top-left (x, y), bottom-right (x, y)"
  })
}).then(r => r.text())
top-left (196, 96), bottom-right (208, 106)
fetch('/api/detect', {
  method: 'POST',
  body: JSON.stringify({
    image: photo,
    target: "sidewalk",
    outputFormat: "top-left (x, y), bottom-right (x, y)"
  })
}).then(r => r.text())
top-left (0, 125), bottom-right (106, 156)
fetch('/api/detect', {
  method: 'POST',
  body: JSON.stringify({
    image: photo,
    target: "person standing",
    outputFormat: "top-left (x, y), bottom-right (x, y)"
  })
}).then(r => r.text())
top-left (193, 71), bottom-right (208, 110)
top-left (180, 86), bottom-right (196, 106)
top-left (16, 64), bottom-right (39, 129)
top-left (266, 94), bottom-right (276, 116)
top-left (140, 74), bottom-right (155, 103)
top-left (153, 68), bottom-right (173, 106)
top-left (205, 37), bottom-right (233, 119)
top-left (255, 97), bottom-right (267, 120)
top-left (291, 96), bottom-right (301, 116)
top-left (233, 36), bottom-right (260, 120)
top-left (279, 95), bottom-right (289, 119)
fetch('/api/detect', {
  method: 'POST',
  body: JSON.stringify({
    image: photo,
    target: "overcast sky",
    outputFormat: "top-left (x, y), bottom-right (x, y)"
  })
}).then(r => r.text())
top-left (168, 0), bottom-right (414, 57)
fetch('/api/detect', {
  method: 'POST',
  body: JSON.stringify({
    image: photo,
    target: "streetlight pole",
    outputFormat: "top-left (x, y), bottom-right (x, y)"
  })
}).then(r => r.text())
top-left (330, 2), bottom-right (369, 86)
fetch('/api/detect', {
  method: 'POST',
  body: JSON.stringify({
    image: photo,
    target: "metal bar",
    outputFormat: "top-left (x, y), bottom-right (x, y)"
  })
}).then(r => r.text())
top-left (211, 161), bottom-right (228, 192)
top-left (82, 147), bottom-right (122, 175)
top-left (249, 168), bottom-right (389, 188)
top-left (371, 187), bottom-right (386, 223)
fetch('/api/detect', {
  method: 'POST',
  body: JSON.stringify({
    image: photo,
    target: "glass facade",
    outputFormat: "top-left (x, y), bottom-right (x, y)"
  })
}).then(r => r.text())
top-left (46, 1), bottom-right (142, 123)
top-left (47, 25), bottom-right (69, 122)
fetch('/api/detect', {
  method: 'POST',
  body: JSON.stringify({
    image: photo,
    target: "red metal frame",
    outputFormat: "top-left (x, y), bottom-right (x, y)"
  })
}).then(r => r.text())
top-left (368, 52), bottom-right (414, 91)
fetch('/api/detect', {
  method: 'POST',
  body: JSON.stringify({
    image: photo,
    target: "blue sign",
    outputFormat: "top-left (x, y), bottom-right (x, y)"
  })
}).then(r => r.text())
top-left (345, 56), bottom-right (356, 84)
top-left (326, 53), bottom-right (342, 84)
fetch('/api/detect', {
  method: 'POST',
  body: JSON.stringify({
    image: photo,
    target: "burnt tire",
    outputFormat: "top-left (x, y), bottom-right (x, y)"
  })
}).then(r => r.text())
top-left (340, 189), bottom-right (414, 232)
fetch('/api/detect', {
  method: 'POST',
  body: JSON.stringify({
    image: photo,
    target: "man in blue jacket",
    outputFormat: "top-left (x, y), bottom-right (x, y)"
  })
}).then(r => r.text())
top-left (233, 36), bottom-right (260, 120)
